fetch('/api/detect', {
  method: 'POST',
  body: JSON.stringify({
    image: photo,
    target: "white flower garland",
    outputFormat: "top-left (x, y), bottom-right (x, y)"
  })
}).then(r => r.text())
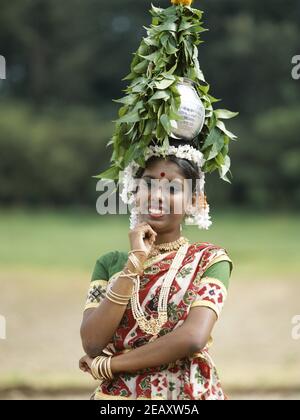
top-left (119, 144), bottom-right (212, 230)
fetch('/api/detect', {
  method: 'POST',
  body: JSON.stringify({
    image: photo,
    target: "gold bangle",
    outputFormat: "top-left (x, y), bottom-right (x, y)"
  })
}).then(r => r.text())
top-left (128, 254), bottom-right (143, 273)
top-left (100, 357), bottom-right (107, 379)
top-left (107, 286), bottom-right (132, 299)
top-left (127, 250), bottom-right (146, 275)
top-left (120, 269), bottom-right (139, 280)
top-left (106, 356), bottom-right (113, 379)
top-left (130, 251), bottom-right (144, 269)
top-left (128, 249), bottom-right (147, 256)
top-left (103, 358), bottom-right (110, 380)
top-left (92, 357), bottom-right (100, 379)
top-left (91, 356), bottom-right (102, 380)
top-left (107, 287), bottom-right (131, 302)
top-left (98, 357), bottom-right (106, 379)
top-left (91, 356), bottom-right (114, 381)
top-left (102, 357), bottom-right (111, 381)
top-left (106, 293), bottom-right (129, 306)
top-left (106, 292), bottom-right (129, 305)
top-left (106, 294), bottom-right (128, 305)
top-left (90, 358), bottom-right (97, 379)
top-left (99, 356), bottom-right (114, 381)
top-left (128, 254), bottom-right (139, 272)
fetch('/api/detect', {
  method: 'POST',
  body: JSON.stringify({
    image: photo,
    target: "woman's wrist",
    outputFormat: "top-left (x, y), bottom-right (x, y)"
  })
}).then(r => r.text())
top-left (126, 250), bottom-right (147, 274)
top-left (112, 275), bottom-right (135, 294)
top-left (124, 260), bottom-right (140, 276)
top-left (110, 355), bottom-right (123, 375)
top-left (125, 260), bottom-right (143, 276)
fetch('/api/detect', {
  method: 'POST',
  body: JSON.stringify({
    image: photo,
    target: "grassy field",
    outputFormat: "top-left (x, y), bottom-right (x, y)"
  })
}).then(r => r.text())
top-left (0, 208), bottom-right (299, 278)
top-left (0, 209), bottom-right (299, 399)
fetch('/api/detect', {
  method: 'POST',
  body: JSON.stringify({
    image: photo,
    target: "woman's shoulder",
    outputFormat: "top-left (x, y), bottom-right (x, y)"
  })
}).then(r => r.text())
top-left (191, 241), bottom-right (233, 267)
top-left (191, 240), bottom-right (229, 253)
top-left (92, 250), bottom-right (128, 282)
top-left (191, 242), bottom-right (233, 289)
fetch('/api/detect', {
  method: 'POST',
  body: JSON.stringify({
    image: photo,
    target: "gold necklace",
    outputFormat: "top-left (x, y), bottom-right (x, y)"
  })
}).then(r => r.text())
top-left (131, 243), bottom-right (190, 336)
top-left (148, 236), bottom-right (189, 258)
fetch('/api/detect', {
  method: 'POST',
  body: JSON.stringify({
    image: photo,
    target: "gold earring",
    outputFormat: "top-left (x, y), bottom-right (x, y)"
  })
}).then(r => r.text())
top-left (198, 194), bottom-right (208, 210)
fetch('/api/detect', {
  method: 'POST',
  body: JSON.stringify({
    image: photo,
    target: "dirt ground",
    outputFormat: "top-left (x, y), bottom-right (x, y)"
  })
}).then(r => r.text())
top-left (0, 268), bottom-right (299, 400)
top-left (1, 390), bottom-right (299, 400)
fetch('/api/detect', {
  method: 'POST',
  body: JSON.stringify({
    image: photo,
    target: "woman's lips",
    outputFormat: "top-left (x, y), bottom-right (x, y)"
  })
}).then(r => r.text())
top-left (149, 213), bottom-right (165, 219)
top-left (148, 208), bottom-right (166, 219)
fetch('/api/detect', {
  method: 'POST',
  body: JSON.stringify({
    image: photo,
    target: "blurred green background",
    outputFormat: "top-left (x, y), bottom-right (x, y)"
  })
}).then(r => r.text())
top-left (0, 0), bottom-right (299, 400)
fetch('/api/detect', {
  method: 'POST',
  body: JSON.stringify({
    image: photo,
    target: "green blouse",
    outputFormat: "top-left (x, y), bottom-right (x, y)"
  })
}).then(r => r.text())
top-left (91, 249), bottom-right (232, 290)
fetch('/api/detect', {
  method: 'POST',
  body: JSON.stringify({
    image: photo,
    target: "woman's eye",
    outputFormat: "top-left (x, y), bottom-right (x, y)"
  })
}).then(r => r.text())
top-left (170, 185), bottom-right (181, 194)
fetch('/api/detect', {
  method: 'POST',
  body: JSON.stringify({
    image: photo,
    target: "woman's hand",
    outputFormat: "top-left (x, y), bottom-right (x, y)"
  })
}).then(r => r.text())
top-left (128, 222), bottom-right (157, 258)
top-left (79, 354), bottom-right (94, 376)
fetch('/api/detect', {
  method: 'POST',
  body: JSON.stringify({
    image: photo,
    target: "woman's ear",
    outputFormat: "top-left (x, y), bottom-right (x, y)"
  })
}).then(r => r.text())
top-left (191, 192), bottom-right (207, 211)
top-left (184, 192), bottom-right (196, 216)
top-left (191, 192), bottom-right (197, 207)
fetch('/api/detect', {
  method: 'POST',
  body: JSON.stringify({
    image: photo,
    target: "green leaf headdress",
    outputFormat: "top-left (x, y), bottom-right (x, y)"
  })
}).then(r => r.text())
top-left (95, 0), bottom-right (238, 229)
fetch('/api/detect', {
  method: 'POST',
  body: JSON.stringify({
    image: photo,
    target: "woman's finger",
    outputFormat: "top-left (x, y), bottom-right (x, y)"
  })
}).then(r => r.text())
top-left (79, 361), bottom-right (87, 371)
top-left (143, 225), bottom-right (157, 239)
top-left (139, 223), bottom-right (157, 236)
top-left (136, 222), bottom-right (157, 240)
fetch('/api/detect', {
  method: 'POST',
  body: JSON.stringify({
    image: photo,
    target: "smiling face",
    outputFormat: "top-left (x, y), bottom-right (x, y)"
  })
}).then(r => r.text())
top-left (135, 157), bottom-right (195, 233)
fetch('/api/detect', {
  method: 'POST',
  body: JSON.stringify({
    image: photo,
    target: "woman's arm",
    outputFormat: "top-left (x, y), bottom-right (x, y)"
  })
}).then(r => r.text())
top-left (80, 274), bottom-right (135, 358)
top-left (81, 223), bottom-right (157, 358)
top-left (110, 306), bottom-right (217, 374)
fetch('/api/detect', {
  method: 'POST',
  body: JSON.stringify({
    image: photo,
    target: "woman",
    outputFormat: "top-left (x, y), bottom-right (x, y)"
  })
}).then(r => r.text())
top-left (79, 147), bottom-right (233, 400)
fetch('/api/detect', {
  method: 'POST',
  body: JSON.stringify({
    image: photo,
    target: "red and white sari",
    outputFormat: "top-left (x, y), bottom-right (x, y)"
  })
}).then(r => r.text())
top-left (85, 242), bottom-right (232, 400)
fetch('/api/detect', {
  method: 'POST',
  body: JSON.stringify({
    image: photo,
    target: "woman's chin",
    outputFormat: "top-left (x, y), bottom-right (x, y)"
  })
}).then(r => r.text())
top-left (143, 214), bottom-right (167, 226)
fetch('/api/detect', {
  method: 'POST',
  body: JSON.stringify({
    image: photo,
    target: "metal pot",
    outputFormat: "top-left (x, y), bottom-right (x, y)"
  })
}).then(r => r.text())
top-left (170, 78), bottom-right (205, 141)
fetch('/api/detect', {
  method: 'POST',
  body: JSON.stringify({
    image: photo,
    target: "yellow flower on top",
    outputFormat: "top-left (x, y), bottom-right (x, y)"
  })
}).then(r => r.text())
top-left (171, 0), bottom-right (194, 6)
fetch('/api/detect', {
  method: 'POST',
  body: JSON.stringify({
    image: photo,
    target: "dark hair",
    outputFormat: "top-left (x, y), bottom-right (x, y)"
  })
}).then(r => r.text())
top-left (135, 139), bottom-right (200, 194)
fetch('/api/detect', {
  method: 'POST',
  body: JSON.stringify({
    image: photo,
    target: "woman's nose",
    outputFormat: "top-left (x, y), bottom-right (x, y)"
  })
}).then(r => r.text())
top-left (149, 191), bottom-right (162, 207)
top-left (148, 182), bottom-right (163, 204)
top-left (151, 185), bottom-right (162, 197)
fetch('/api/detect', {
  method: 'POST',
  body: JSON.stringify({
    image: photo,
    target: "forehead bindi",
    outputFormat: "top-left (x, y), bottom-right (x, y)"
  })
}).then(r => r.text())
top-left (143, 161), bottom-right (185, 181)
